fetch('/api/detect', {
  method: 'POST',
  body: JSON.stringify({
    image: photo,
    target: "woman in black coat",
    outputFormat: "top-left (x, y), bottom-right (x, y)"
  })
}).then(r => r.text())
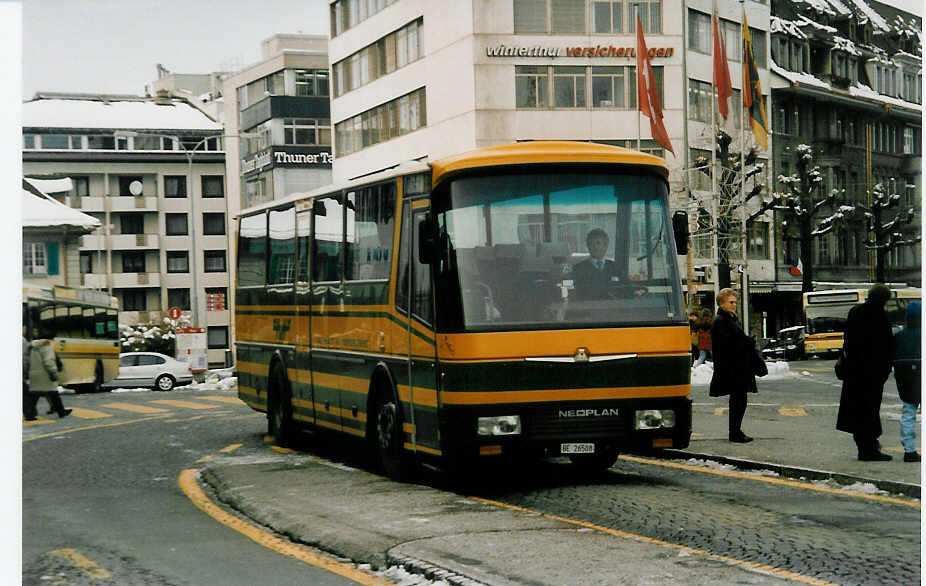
top-left (709, 288), bottom-right (757, 443)
top-left (836, 284), bottom-right (894, 461)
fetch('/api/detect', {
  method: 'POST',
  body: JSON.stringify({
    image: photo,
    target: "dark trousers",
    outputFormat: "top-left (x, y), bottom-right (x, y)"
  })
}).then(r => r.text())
top-left (852, 432), bottom-right (880, 456)
top-left (729, 391), bottom-right (747, 437)
top-left (23, 383), bottom-right (65, 418)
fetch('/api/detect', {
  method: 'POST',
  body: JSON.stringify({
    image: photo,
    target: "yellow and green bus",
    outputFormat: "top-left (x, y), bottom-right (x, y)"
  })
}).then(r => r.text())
top-left (23, 284), bottom-right (120, 391)
top-left (235, 141), bottom-right (692, 477)
top-left (802, 287), bottom-right (921, 357)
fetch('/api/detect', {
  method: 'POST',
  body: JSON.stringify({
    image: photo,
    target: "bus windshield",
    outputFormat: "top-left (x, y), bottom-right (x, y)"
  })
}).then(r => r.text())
top-left (433, 169), bottom-right (684, 331)
top-left (804, 307), bottom-right (848, 335)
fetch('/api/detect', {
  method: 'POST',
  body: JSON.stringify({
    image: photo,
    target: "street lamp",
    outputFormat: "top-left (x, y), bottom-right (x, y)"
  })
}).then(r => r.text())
top-left (114, 129), bottom-right (219, 329)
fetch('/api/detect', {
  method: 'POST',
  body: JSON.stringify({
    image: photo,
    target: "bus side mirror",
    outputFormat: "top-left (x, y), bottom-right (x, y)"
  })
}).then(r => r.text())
top-left (418, 214), bottom-right (437, 264)
top-left (312, 199), bottom-right (327, 216)
top-left (672, 211), bottom-right (688, 255)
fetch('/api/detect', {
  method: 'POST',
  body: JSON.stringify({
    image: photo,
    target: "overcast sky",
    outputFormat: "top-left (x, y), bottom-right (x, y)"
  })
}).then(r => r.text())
top-left (23, 0), bottom-right (922, 100)
top-left (23, 0), bottom-right (328, 99)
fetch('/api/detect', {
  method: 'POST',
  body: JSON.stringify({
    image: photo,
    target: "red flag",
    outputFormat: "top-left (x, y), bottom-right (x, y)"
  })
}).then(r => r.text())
top-left (713, 13), bottom-right (733, 120)
top-left (635, 17), bottom-right (674, 157)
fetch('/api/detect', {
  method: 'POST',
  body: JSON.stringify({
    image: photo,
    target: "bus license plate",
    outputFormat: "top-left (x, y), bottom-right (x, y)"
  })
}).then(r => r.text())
top-left (561, 443), bottom-right (595, 454)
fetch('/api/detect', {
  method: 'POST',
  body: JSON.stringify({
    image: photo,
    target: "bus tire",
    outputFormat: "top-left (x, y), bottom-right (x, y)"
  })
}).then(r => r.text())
top-left (268, 362), bottom-right (296, 447)
top-left (371, 389), bottom-right (410, 481)
top-left (569, 449), bottom-right (618, 473)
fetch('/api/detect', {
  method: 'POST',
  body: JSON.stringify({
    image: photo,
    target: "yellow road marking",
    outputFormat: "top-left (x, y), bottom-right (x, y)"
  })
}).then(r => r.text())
top-left (151, 399), bottom-right (221, 410)
top-left (469, 496), bottom-right (837, 586)
top-left (270, 445), bottom-right (294, 454)
top-left (102, 402), bottom-right (170, 414)
top-left (779, 407), bottom-right (807, 416)
top-left (197, 455), bottom-right (214, 463)
top-left (620, 455), bottom-right (920, 509)
top-left (69, 407), bottom-right (113, 419)
top-left (220, 443), bottom-right (243, 453)
top-left (23, 412), bottom-right (257, 443)
top-left (23, 418), bottom-right (55, 426)
top-left (178, 469), bottom-right (393, 585)
top-left (196, 395), bottom-right (244, 405)
top-left (48, 548), bottom-right (112, 579)
top-left (713, 407), bottom-right (727, 416)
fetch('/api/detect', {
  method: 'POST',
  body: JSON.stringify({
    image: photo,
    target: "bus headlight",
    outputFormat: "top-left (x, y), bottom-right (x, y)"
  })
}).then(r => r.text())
top-left (635, 410), bottom-right (676, 430)
top-left (477, 415), bottom-right (521, 436)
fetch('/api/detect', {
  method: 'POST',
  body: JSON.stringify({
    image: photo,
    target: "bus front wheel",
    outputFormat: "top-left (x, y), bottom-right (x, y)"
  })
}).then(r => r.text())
top-left (268, 363), bottom-right (295, 447)
top-left (372, 391), bottom-right (410, 481)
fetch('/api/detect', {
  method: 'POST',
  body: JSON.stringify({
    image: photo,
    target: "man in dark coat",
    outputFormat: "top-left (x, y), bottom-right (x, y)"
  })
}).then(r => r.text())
top-left (836, 284), bottom-right (893, 461)
top-left (572, 228), bottom-right (620, 300)
top-left (709, 288), bottom-right (758, 443)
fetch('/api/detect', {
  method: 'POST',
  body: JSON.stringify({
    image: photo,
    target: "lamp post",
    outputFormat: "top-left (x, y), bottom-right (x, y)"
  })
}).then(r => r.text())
top-left (114, 130), bottom-right (223, 331)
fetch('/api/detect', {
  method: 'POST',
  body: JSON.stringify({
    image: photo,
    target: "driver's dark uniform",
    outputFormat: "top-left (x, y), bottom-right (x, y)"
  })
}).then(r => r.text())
top-left (572, 258), bottom-right (620, 300)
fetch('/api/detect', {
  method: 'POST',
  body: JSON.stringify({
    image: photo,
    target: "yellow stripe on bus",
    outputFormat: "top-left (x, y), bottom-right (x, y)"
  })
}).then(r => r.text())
top-left (440, 385), bottom-right (689, 405)
top-left (397, 385), bottom-right (438, 408)
top-left (405, 442), bottom-right (441, 456)
top-left (237, 361), bottom-right (267, 376)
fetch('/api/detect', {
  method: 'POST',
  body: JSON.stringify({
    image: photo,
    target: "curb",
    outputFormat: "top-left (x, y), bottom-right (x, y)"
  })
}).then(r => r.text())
top-left (659, 449), bottom-right (921, 499)
top-left (386, 552), bottom-right (487, 586)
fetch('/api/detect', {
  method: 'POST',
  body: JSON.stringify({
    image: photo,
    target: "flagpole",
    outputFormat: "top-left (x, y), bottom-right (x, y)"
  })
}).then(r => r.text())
top-left (740, 0), bottom-right (749, 334)
top-left (682, 1), bottom-right (695, 313)
top-left (711, 2), bottom-right (720, 308)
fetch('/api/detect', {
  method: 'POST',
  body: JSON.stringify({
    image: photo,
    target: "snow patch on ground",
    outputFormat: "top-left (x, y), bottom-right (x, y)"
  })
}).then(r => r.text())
top-left (691, 360), bottom-right (793, 386)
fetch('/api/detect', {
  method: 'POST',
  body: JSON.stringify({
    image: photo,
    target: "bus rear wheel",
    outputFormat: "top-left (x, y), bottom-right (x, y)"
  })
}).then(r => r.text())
top-left (372, 391), bottom-right (410, 481)
top-left (268, 364), bottom-right (295, 447)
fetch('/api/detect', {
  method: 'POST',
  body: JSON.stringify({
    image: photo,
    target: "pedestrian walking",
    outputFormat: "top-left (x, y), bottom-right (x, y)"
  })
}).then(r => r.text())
top-left (836, 284), bottom-right (893, 461)
top-left (709, 288), bottom-right (756, 443)
top-left (689, 311), bottom-right (700, 366)
top-left (25, 325), bottom-right (71, 419)
top-left (23, 327), bottom-right (37, 421)
top-left (892, 300), bottom-right (920, 462)
top-left (694, 308), bottom-right (713, 366)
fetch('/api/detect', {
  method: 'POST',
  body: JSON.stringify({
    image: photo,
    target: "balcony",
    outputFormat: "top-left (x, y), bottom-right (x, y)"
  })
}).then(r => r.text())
top-left (206, 309), bottom-right (230, 327)
top-left (110, 196), bottom-right (158, 212)
top-left (111, 272), bottom-right (161, 288)
top-left (81, 234), bottom-right (106, 249)
top-left (82, 273), bottom-right (107, 288)
top-left (78, 197), bottom-right (105, 213)
top-left (110, 234), bottom-right (159, 250)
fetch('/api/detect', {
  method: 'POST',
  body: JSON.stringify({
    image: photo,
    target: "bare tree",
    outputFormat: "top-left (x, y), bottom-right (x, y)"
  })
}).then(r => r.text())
top-left (855, 182), bottom-right (921, 283)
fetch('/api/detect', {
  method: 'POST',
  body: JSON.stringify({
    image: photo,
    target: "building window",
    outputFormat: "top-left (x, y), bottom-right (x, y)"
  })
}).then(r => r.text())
top-left (118, 176), bottom-right (143, 196)
top-left (87, 135), bottom-right (115, 150)
top-left (23, 135), bottom-right (36, 149)
top-left (294, 69), bottom-right (329, 97)
top-left (165, 176), bottom-right (187, 198)
top-left (591, 67), bottom-right (629, 108)
top-left (592, 1), bottom-right (624, 33)
top-left (516, 66), bottom-right (549, 108)
top-left (330, 0), bottom-right (397, 37)
top-left (514, 0), bottom-right (547, 33)
top-left (204, 250), bottom-right (227, 273)
top-left (133, 135), bottom-right (169, 150)
top-left (904, 127), bottom-right (917, 155)
top-left (120, 214), bottom-right (144, 235)
top-left (333, 18), bottom-right (423, 97)
top-left (201, 176), bottom-right (224, 198)
top-left (688, 9), bottom-right (710, 54)
top-left (207, 326), bottom-right (229, 349)
top-left (688, 148), bottom-right (711, 191)
top-left (335, 88), bottom-right (426, 157)
top-left (553, 66), bottom-right (587, 108)
top-left (122, 291), bottom-right (146, 311)
top-left (630, 0), bottom-right (661, 34)
top-left (39, 134), bottom-right (71, 149)
top-left (284, 118), bottom-right (331, 146)
top-left (552, 0), bottom-right (586, 34)
top-left (79, 251), bottom-right (93, 274)
top-left (203, 213), bottom-right (226, 235)
top-left (165, 213), bottom-right (188, 236)
top-left (166, 251), bottom-right (189, 273)
top-left (72, 176), bottom-right (90, 197)
top-left (23, 242), bottom-right (47, 275)
top-left (167, 288), bottom-right (191, 310)
top-left (722, 20), bottom-right (741, 62)
top-left (122, 252), bottom-right (145, 273)
top-left (747, 222), bottom-right (769, 260)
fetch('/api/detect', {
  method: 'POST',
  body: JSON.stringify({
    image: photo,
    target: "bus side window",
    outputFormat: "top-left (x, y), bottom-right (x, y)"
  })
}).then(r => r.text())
top-left (412, 212), bottom-right (433, 325)
top-left (396, 208), bottom-right (411, 313)
top-left (268, 207), bottom-right (296, 285)
top-left (83, 307), bottom-right (95, 338)
top-left (238, 212), bottom-right (268, 286)
top-left (346, 183), bottom-right (396, 281)
top-left (296, 210), bottom-right (312, 284)
top-left (313, 194), bottom-right (344, 282)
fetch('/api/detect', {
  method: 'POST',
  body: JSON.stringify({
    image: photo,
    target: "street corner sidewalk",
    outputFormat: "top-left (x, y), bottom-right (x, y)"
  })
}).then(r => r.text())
top-left (198, 458), bottom-right (793, 586)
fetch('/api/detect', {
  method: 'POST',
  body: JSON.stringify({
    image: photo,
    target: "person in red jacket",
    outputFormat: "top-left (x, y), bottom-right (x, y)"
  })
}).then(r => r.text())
top-left (694, 308), bottom-right (713, 365)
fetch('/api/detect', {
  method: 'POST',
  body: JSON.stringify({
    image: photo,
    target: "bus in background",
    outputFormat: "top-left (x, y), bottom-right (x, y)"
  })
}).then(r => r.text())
top-left (802, 287), bottom-right (921, 358)
top-left (23, 284), bottom-right (120, 392)
top-left (235, 141), bottom-right (692, 478)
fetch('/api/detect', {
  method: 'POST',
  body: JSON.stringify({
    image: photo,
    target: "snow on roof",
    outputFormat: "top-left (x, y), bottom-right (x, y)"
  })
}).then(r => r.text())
top-left (825, 0), bottom-right (853, 17)
top-left (849, 82), bottom-right (923, 110)
top-left (22, 188), bottom-right (100, 231)
top-left (22, 96), bottom-right (222, 131)
top-left (24, 177), bottom-right (73, 194)
top-left (796, 14), bottom-right (838, 34)
top-left (770, 17), bottom-right (809, 40)
top-left (846, 0), bottom-right (890, 33)
top-left (793, 0), bottom-right (837, 17)
top-left (770, 61), bottom-right (831, 90)
top-left (833, 36), bottom-right (863, 56)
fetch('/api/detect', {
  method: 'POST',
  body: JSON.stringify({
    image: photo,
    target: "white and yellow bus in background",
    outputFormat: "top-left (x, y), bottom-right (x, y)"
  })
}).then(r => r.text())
top-left (802, 287), bottom-right (921, 358)
top-left (23, 284), bottom-right (120, 391)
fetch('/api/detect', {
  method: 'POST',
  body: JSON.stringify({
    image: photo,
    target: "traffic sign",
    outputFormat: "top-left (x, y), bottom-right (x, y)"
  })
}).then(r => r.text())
top-left (168, 307), bottom-right (182, 320)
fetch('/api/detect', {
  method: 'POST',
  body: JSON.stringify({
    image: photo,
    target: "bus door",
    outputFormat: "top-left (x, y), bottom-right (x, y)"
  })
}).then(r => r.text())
top-left (294, 205), bottom-right (315, 426)
top-left (397, 201), bottom-right (439, 454)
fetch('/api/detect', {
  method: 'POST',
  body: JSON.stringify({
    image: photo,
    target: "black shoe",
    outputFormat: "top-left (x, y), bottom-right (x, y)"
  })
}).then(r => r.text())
top-left (58, 409), bottom-right (72, 419)
top-left (46, 409), bottom-right (55, 415)
top-left (858, 451), bottom-right (892, 461)
top-left (730, 433), bottom-right (754, 443)
top-left (24, 416), bottom-right (37, 422)
top-left (903, 451), bottom-right (920, 462)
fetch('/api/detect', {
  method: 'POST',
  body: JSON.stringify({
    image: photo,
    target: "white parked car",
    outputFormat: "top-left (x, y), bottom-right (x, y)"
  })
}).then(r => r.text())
top-left (102, 352), bottom-right (194, 391)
